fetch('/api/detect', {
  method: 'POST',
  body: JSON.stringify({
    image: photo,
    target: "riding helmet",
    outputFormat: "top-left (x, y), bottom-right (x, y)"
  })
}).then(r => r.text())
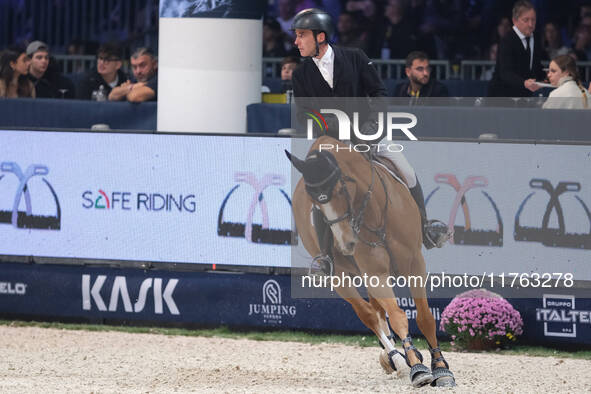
top-left (291, 8), bottom-right (334, 41)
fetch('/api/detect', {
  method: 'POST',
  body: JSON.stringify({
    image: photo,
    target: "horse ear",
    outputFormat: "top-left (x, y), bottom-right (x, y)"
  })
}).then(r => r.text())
top-left (285, 150), bottom-right (306, 174)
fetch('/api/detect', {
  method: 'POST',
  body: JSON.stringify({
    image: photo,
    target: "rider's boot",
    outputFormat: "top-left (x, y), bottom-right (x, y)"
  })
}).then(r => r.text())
top-left (409, 179), bottom-right (450, 249)
top-left (310, 207), bottom-right (334, 276)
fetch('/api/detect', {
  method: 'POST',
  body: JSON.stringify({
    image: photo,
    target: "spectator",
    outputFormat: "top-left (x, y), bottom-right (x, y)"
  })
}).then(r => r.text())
top-left (280, 56), bottom-right (299, 92)
top-left (488, 1), bottom-right (546, 97)
top-left (542, 22), bottom-right (569, 60)
top-left (375, 0), bottom-right (417, 60)
top-left (276, 0), bottom-right (298, 39)
top-left (336, 11), bottom-right (368, 52)
top-left (494, 16), bottom-right (512, 42)
top-left (0, 47), bottom-right (35, 98)
top-left (393, 51), bottom-right (449, 97)
top-left (76, 42), bottom-right (127, 100)
top-left (108, 47), bottom-right (157, 103)
top-left (481, 43), bottom-right (498, 81)
top-left (572, 24), bottom-right (591, 60)
top-left (263, 18), bottom-right (287, 58)
top-left (573, 16), bottom-right (591, 60)
top-left (26, 41), bottom-right (75, 99)
top-left (543, 54), bottom-right (591, 109)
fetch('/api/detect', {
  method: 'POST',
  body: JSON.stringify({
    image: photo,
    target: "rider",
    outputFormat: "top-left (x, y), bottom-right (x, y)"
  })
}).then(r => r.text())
top-left (290, 8), bottom-right (449, 272)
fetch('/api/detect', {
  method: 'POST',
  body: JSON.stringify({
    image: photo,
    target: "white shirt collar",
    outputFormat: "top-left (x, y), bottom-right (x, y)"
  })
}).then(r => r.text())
top-left (312, 45), bottom-right (335, 89)
top-left (513, 25), bottom-right (527, 40)
top-left (313, 44), bottom-right (334, 66)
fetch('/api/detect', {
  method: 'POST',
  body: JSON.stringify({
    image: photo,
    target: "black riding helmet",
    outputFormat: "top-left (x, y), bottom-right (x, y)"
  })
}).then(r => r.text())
top-left (291, 8), bottom-right (334, 57)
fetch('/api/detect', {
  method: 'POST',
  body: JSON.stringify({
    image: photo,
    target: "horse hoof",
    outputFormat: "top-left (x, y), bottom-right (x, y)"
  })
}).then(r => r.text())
top-left (410, 364), bottom-right (434, 388)
top-left (432, 376), bottom-right (457, 387)
top-left (379, 350), bottom-right (394, 375)
top-left (431, 367), bottom-right (457, 387)
top-left (379, 350), bottom-right (409, 378)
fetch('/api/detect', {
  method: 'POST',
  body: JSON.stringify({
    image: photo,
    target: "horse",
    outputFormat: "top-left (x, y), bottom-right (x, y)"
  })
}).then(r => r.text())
top-left (286, 135), bottom-right (456, 388)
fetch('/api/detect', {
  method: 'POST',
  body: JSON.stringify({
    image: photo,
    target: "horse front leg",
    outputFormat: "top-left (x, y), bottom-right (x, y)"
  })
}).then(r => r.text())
top-left (356, 245), bottom-right (434, 388)
top-left (331, 265), bottom-right (406, 377)
top-left (368, 297), bottom-right (410, 377)
top-left (408, 253), bottom-right (457, 387)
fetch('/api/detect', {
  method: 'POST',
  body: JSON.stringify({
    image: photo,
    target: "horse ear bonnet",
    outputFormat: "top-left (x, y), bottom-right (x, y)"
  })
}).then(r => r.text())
top-left (303, 150), bottom-right (341, 204)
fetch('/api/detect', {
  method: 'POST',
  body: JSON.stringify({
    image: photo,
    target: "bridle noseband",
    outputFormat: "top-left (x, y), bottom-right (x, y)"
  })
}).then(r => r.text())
top-left (304, 155), bottom-right (390, 249)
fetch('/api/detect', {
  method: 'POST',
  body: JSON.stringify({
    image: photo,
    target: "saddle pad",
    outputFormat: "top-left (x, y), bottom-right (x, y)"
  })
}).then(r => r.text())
top-left (372, 159), bottom-right (409, 191)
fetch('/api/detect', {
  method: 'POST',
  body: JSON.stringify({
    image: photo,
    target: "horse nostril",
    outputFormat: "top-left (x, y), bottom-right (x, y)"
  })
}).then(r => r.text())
top-left (346, 242), bottom-right (355, 251)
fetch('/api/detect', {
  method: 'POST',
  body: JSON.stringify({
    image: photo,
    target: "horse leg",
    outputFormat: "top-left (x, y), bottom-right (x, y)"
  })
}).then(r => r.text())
top-left (408, 254), bottom-right (456, 387)
top-left (331, 279), bottom-right (405, 377)
top-left (368, 297), bottom-right (409, 377)
top-left (370, 289), bottom-right (434, 388)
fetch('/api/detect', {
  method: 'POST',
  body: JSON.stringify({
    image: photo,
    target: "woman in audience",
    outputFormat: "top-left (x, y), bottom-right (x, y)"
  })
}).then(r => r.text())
top-left (543, 54), bottom-right (591, 109)
top-left (0, 47), bottom-right (35, 98)
top-left (542, 21), bottom-right (569, 60)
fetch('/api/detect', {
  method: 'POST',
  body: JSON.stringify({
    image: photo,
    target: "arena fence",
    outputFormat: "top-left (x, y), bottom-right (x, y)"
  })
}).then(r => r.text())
top-left (263, 57), bottom-right (451, 80)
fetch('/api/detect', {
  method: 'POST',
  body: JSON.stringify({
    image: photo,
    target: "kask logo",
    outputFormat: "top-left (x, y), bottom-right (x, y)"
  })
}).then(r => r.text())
top-left (82, 275), bottom-right (179, 315)
top-left (514, 179), bottom-right (591, 249)
top-left (0, 162), bottom-right (61, 230)
top-left (426, 173), bottom-right (502, 246)
top-left (218, 171), bottom-right (296, 245)
top-left (248, 279), bottom-right (296, 324)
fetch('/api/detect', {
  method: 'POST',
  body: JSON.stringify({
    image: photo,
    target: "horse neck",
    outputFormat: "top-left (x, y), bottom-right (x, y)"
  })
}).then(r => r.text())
top-left (345, 159), bottom-right (386, 223)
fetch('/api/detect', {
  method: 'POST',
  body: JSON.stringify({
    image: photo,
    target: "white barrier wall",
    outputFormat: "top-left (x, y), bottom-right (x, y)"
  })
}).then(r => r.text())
top-left (157, 1), bottom-right (264, 133)
top-left (1, 130), bottom-right (590, 281)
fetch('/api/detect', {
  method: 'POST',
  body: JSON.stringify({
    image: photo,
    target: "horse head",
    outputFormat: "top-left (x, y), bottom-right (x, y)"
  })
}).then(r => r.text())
top-left (286, 149), bottom-right (359, 255)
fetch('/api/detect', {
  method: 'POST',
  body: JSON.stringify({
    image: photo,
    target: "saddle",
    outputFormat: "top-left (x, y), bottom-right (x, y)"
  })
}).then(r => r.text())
top-left (368, 154), bottom-right (408, 190)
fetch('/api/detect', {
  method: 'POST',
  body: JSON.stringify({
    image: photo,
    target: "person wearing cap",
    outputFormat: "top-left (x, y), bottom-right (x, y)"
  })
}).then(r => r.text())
top-left (76, 42), bottom-right (128, 100)
top-left (26, 41), bottom-right (75, 99)
top-left (291, 8), bottom-right (449, 255)
top-left (108, 47), bottom-right (158, 103)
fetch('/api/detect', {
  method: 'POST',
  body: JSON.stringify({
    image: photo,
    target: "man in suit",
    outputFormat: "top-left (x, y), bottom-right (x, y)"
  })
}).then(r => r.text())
top-left (291, 8), bottom-right (449, 269)
top-left (488, 0), bottom-right (546, 97)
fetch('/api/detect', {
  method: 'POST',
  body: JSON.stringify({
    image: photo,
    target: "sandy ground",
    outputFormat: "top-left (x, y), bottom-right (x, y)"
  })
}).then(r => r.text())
top-left (0, 325), bottom-right (588, 394)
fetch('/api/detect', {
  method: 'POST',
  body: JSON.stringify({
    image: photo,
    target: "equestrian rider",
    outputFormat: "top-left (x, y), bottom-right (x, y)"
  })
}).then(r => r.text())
top-left (291, 8), bottom-right (450, 272)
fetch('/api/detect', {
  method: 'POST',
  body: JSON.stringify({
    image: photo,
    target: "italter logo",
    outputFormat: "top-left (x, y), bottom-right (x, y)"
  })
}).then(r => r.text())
top-left (82, 190), bottom-right (196, 212)
top-left (248, 279), bottom-right (296, 324)
top-left (536, 294), bottom-right (591, 338)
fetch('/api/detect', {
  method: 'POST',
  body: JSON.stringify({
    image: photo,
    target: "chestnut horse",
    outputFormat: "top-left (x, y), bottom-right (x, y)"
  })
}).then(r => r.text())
top-left (286, 136), bottom-right (455, 388)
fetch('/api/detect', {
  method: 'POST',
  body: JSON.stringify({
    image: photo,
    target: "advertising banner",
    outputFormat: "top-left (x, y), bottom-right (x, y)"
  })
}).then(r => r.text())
top-left (289, 138), bottom-right (591, 291)
top-left (0, 130), bottom-right (293, 267)
top-left (1, 262), bottom-right (589, 345)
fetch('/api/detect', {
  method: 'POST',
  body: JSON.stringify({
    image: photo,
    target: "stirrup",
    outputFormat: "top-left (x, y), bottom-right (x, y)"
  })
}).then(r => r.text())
top-left (309, 255), bottom-right (334, 277)
top-left (401, 336), bottom-right (423, 368)
top-left (424, 220), bottom-right (452, 249)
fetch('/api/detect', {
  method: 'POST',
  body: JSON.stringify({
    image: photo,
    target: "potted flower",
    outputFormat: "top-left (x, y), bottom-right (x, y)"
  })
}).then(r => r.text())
top-left (440, 289), bottom-right (524, 350)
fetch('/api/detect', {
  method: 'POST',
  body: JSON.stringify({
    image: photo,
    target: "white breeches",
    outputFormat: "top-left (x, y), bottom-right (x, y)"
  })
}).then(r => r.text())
top-left (375, 140), bottom-right (417, 188)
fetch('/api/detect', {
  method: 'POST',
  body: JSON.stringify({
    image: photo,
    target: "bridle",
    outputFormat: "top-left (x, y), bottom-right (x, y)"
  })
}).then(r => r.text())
top-left (305, 155), bottom-right (391, 249)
